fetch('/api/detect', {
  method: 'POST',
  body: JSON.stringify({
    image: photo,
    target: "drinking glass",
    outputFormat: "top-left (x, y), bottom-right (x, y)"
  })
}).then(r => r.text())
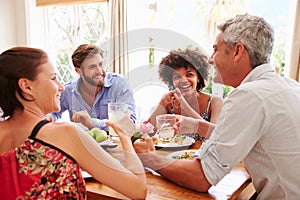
top-left (108, 102), bottom-right (129, 136)
top-left (156, 114), bottom-right (176, 141)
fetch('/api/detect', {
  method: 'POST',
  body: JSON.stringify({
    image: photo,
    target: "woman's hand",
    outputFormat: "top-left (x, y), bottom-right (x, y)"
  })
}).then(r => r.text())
top-left (173, 88), bottom-right (204, 119)
top-left (172, 88), bottom-right (188, 108)
top-left (159, 91), bottom-right (177, 107)
top-left (105, 117), bottom-right (136, 138)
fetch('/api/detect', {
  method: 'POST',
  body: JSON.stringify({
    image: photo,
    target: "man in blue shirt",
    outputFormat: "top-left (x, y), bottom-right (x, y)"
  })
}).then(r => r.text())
top-left (52, 44), bottom-right (136, 131)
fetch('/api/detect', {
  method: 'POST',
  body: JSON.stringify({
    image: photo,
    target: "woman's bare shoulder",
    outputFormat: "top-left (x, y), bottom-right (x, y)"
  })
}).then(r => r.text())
top-left (211, 95), bottom-right (223, 103)
top-left (38, 121), bottom-right (89, 155)
top-left (38, 121), bottom-right (80, 142)
top-left (210, 95), bottom-right (223, 110)
top-left (45, 121), bottom-right (76, 132)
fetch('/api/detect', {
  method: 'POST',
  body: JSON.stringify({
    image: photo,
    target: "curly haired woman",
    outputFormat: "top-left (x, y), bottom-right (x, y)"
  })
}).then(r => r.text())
top-left (148, 46), bottom-right (223, 140)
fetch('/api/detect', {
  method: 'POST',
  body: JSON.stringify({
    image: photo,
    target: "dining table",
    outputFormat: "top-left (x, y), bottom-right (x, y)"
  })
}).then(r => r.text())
top-left (85, 136), bottom-right (255, 200)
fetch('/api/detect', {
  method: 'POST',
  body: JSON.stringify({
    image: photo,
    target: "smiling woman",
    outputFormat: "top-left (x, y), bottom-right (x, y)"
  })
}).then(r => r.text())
top-left (0, 46), bottom-right (147, 200)
top-left (147, 47), bottom-right (223, 138)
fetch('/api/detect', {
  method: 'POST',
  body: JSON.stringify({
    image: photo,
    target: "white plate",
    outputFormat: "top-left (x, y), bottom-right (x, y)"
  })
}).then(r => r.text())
top-left (154, 136), bottom-right (195, 149)
top-left (167, 150), bottom-right (200, 160)
top-left (74, 123), bottom-right (116, 148)
top-left (98, 137), bottom-right (117, 148)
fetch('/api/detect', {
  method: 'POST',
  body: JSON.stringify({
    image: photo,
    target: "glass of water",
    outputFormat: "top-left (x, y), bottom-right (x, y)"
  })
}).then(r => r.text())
top-left (108, 102), bottom-right (129, 137)
top-left (156, 114), bottom-right (177, 141)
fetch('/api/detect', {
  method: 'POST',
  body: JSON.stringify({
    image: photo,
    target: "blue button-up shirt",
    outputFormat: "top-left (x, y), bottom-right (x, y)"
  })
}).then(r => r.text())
top-left (52, 72), bottom-right (136, 131)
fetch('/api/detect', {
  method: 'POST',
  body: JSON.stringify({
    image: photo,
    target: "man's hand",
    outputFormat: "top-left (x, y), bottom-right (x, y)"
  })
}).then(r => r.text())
top-left (44, 115), bottom-right (55, 122)
top-left (174, 115), bottom-right (200, 134)
top-left (133, 134), bottom-right (156, 154)
top-left (134, 134), bottom-right (174, 171)
top-left (71, 110), bottom-right (93, 129)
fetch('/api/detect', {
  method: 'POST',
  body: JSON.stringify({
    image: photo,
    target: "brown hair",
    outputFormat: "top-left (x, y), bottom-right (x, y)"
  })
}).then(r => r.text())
top-left (71, 44), bottom-right (104, 69)
top-left (158, 46), bottom-right (209, 91)
top-left (0, 47), bottom-right (48, 118)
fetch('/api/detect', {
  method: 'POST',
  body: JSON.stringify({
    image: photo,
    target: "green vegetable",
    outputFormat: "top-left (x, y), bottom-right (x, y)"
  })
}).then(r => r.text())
top-left (131, 132), bottom-right (142, 144)
top-left (87, 128), bottom-right (108, 142)
top-left (173, 134), bottom-right (186, 143)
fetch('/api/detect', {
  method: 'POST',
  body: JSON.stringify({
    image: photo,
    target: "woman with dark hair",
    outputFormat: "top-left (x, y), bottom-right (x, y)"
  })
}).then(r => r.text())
top-left (148, 47), bottom-right (223, 140)
top-left (0, 47), bottom-right (146, 199)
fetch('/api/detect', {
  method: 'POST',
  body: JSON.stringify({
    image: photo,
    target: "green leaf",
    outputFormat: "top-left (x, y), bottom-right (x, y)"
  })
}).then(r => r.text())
top-left (131, 132), bottom-right (143, 144)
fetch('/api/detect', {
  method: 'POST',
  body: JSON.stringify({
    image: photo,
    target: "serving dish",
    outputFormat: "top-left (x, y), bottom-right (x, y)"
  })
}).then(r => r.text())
top-left (167, 150), bottom-right (200, 160)
top-left (154, 136), bottom-right (195, 149)
top-left (98, 137), bottom-right (117, 148)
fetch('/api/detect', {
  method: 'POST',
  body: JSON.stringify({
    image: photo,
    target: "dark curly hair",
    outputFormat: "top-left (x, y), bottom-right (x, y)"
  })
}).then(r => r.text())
top-left (158, 46), bottom-right (209, 92)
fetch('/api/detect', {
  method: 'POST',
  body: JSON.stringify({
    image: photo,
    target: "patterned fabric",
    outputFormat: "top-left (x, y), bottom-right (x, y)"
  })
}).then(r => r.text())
top-left (200, 95), bottom-right (212, 122)
top-left (0, 121), bottom-right (86, 199)
top-left (170, 95), bottom-right (212, 121)
top-left (181, 133), bottom-right (206, 142)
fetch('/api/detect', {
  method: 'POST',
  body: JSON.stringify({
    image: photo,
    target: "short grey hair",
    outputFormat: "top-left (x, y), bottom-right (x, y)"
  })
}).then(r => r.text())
top-left (217, 13), bottom-right (274, 68)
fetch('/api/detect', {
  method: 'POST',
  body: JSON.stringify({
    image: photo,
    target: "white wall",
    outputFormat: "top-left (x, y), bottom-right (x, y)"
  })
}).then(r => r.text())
top-left (0, 0), bottom-right (27, 53)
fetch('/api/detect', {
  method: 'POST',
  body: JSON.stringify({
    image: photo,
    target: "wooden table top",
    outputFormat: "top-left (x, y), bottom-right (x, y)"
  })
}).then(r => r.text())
top-left (85, 138), bottom-right (252, 200)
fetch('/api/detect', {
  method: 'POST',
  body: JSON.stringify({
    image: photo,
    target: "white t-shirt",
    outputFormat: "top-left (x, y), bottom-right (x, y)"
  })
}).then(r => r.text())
top-left (199, 64), bottom-right (300, 199)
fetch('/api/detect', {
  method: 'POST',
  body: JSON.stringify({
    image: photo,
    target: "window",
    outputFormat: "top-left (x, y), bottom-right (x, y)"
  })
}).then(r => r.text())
top-left (27, 0), bottom-right (290, 121)
top-left (127, 0), bottom-right (289, 76)
top-left (126, 0), bottom-right (290, 119)
top-left (28, 1), bottom-right (109, 84)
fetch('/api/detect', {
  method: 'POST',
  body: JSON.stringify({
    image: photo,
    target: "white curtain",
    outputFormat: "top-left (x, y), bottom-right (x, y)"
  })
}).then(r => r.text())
top-left (286, 0), bottom-right (300, 81)
top-left (109, 0), bottom-right (129, 76)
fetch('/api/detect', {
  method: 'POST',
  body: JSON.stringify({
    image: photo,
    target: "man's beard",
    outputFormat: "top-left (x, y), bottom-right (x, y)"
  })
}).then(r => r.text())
top-left (82, 72), bottom-right (104, 87)
top-left (87, 77), bottom-right (104, 87)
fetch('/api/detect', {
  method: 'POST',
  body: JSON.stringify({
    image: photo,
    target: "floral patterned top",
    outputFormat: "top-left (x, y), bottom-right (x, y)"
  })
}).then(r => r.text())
top-left (0, 120), bottom-right (86, 199)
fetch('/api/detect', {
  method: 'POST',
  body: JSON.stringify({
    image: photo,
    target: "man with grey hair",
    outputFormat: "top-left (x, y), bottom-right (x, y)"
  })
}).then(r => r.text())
top-left (133, 14), bottom-right (300, 199)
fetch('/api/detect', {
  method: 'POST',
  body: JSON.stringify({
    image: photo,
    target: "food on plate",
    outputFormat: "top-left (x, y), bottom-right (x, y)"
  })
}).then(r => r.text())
top-left (151, 135), bottom-right (159, 144)
top-left (172, 151), bottom-right (199, 160)
top-left (172, 134), bottom-right (186, 143)
top-left (87, 128), bottom-right (108, 142)
top-left (154, 134), bottom-right (186, 145)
